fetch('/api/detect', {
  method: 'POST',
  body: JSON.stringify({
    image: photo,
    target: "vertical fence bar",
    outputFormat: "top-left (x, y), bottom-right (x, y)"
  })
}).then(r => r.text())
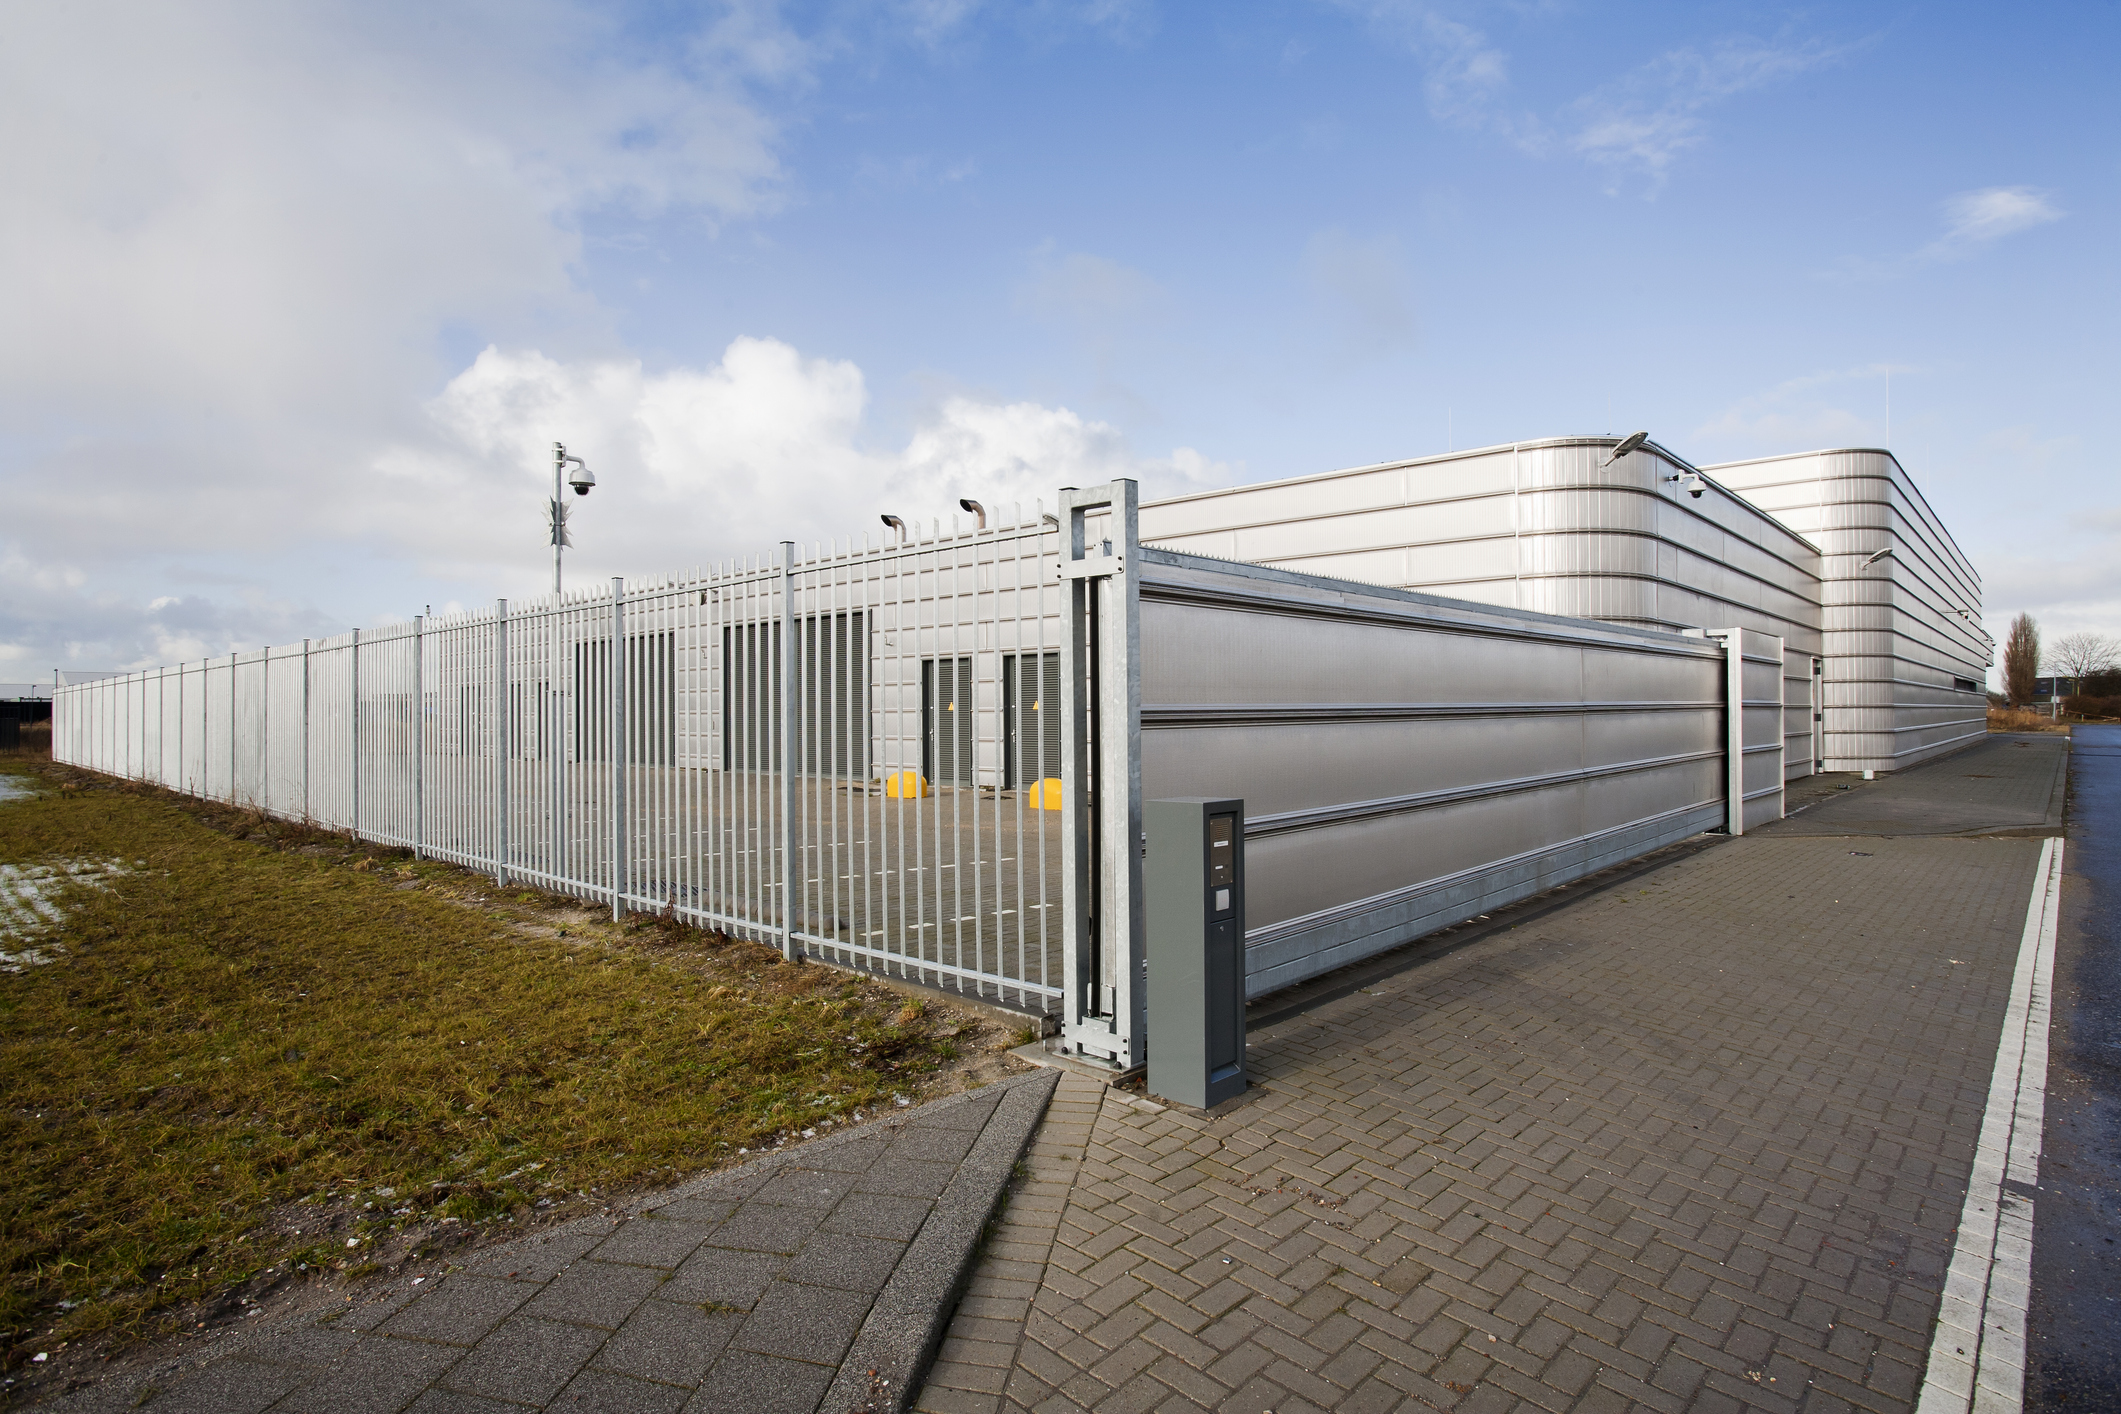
top-left (411, 619), bottom-right (424, 856)
top-left (495, 599), bottom-right (510, 884)
top-left (350, 628), bottom-right (361, 839)
top-left (610, 579), bottom-right (626, 921)
top-left (778, 541), bottom-right (798, 960)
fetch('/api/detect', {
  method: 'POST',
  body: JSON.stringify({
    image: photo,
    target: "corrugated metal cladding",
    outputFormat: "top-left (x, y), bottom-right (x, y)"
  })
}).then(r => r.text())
top-left (1703, 449), bottom-right (1988, 773)
top-left (1138, 437), bottom-right (1828, 780)
top-left (1132, 548), bottom-right (1734, 996)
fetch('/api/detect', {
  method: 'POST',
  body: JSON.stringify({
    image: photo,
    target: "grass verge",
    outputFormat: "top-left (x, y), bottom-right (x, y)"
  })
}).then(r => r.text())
top-left (0, 758), bottom-right (991, 1369)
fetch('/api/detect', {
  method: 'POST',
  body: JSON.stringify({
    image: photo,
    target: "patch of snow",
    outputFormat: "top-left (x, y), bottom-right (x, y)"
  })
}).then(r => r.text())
top-left (0, 857), bottom-right (129, 971)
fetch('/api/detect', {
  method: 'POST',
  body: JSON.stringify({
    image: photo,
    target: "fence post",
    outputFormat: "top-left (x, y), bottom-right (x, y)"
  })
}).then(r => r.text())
top-left (351, 628), bottom-right (361, 839)
top-left (495, 600), bottom-right (509, 886)
top-left (610, 579), bottom-right (626, 921)
top-left (229, 650), bottom-right (238, 804)
top-left (301, 639), bottom-right (311, 822)
top-left (259, 646), bottom-right (269, 810)
top-left (411, 620), bottom-right (424, 857)
top-left (779, 540), bottom-right (798, 961)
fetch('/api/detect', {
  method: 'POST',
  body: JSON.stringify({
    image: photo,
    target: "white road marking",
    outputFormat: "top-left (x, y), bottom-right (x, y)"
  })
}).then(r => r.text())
top-left (1915, 836), bottom-right (2063, 1414)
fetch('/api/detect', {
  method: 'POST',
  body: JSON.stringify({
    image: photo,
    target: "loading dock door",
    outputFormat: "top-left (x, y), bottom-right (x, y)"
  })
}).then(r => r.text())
top-left (921, 656), bottom-right (975, 787)
top-left (1002, 651), bottom-right (1061, 790)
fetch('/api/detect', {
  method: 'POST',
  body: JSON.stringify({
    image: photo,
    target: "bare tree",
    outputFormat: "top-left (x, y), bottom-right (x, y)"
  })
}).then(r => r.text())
top-left (2004, 613), bottom-right (2040, 707)
top-left (2046, 631), bottom-right (2121, 683)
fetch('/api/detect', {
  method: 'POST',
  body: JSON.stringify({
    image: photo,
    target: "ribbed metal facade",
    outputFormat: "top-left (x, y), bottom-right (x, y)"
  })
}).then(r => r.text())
top-left (1139, 437), bottom-right (1829, 780)
top-left (1139, 437), bottom-right (1823, 651)
top-left (1702, 449), bottom-right (1987, 773)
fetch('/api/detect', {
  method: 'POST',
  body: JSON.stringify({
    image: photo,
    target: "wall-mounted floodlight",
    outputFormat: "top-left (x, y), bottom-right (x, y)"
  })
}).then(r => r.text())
top-left (1600, 431), bottom-right (1649, 467)
top-left (958, 498), bottom-right (987, 530)
top-left (880, 514), bottom-right (906, 541)
top-left (1861, 546), bottom-right (1894, 569)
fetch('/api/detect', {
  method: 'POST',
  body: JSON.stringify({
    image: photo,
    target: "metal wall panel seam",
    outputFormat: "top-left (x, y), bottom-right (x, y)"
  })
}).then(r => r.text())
top-left (1141, 700), bottom-right (1722, 727)
top-left (1239, 746), bottom-right (1727, 838)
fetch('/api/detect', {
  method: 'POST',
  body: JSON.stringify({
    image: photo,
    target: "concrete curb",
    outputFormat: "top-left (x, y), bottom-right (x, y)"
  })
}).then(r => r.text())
top-left (824, 1067), bottom-right (1061, 1414)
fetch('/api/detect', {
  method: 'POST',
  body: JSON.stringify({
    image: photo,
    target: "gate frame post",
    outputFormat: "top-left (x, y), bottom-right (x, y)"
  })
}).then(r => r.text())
top-left (1058, 479), bottom-right (1144, 1072)
top-left (778, 541), bottom-right (799, 961)
top-left (494, 600), bottom-right (509, 885)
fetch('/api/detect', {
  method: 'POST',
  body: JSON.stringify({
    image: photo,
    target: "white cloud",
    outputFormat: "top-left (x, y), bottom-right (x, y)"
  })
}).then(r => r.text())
top-left (387, 337), bottom-right (1225, 570)
top-left (1567, 38), bottom-right (1845, 189)
top-left (1919, 187), bottom-right (2065, 262)
top-left (1327, 2), bottom-right (1535, 145)
top-left (1692, 363), bottom-right (1900, 456)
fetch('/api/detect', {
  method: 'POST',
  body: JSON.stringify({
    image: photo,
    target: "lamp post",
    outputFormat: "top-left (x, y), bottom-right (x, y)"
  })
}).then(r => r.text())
top-left (550, 442), bottom-right (595, 594)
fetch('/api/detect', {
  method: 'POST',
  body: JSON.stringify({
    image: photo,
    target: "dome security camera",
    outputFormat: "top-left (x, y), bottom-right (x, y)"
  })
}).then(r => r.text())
top-left (568, 464), bottom-right (596, 496)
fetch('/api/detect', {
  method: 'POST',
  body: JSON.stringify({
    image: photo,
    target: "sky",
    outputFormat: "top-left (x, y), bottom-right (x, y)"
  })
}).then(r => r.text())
top-left (3, 0), bottom-right (2116, 686)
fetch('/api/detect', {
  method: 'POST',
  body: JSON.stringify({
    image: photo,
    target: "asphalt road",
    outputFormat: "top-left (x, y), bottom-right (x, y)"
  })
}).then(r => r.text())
top-left (2028, 723), bottom-right (2121, 1410)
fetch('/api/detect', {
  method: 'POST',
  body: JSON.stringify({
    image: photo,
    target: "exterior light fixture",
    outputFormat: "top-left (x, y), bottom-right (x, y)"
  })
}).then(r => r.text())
top-left (1861, 546), bottom-right (1894, 569)
top-left (1600, 431), bottom-right (1649, 467)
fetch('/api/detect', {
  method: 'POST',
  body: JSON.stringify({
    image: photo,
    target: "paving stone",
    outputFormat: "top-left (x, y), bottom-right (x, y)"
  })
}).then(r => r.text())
top-left (596, 1296), bottom-right (743, 1386)
top-left (919, 827), bottom-right (2051, 1414)
top-left (438, 1314), bottom-right (605, 1406)
top-left (520, 1257), bottom-right (666, 1329)
top-left (683, 1350), bottom-right (835, 1414)
top-left (662, 1246), bottom-right (786, 1309)
top-left (376, 1274), bottom-right (532, 1346)
top-left (752, 1166), bottom-right (862, 1210)
top-left (701, 1202), bottom-right (825, 1255)
top-left (856, 1157), bottom-right (962, 1199)
top-left (275, 1334), bottom-right (461, 1413)
top-left (731, 1279), bottom-right (875, 1364)
top-left (135, 1355), bottom-right (309, 1414)
top-left (785, 1232), bottom-right (907, 1294)
top-left (551, 1366), bottom-right (691, 1413)
top-left (591, 1215), bottom-right (719, 1270)
top-left (821, 1191), bottom-right (935, 1242)
top-left (461, 1226), bottom-right (612, 1284)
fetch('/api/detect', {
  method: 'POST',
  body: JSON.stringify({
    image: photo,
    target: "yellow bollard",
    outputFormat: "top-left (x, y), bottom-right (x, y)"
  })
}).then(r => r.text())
top-left (884, 770), bottom-right (929, 799)
top-left (1027, 777), bottom-right (1062, 810)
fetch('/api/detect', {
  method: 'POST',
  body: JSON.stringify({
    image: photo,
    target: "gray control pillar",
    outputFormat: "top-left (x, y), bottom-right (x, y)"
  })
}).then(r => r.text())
top-left (1146, 798), bottom-right (1246, 1109)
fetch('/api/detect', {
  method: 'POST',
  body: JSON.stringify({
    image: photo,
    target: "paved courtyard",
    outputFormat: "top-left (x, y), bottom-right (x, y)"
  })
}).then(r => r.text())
top-left (919, 737), bottom-right (2069, 1414)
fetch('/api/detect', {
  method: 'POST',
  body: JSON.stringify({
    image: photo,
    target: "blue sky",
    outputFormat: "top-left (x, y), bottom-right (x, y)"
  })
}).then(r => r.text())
top-left (2, 1), bottom-right (2115, 680)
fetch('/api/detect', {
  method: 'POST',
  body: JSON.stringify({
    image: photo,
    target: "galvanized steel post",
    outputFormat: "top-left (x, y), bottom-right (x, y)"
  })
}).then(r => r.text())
top-left (300, 639), bottom-right (311, 822)
top-left (609, 579), bottom-right (626, 921)
top-left (492, 597), bottom-right (509, 886)
top-left (411, 619), bottom-right (424, 857)
top-left (778, 541), bottom-right (798, 961)
top-left (1059, 480), bottom-right (1144, 1071)
top-left (229, 650), bottom-right (237, 804)
top-left (350, 628), bottom-right (361, 839)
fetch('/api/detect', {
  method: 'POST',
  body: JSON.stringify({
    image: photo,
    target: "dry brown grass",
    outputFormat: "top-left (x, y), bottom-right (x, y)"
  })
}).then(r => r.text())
top-left (0, 721), bottom-right (48, 762)
top-left (0, 758), bottom-right (1000, 1368)
top-left (1987, 707), bottom-right (2070, 733)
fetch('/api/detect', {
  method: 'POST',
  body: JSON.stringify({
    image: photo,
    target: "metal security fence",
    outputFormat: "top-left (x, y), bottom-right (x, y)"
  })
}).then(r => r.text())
top-left (55, 511), bottom-right (1069, 1013)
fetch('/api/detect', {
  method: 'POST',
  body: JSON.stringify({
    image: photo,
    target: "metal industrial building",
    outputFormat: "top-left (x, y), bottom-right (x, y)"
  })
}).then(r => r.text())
top-left (54, 434), bottom-right (1986, 1073)
top-left (1138, 436), bottom-right (1988, 776)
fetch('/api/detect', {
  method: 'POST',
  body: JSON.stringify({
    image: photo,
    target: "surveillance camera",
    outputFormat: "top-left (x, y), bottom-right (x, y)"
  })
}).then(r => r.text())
top-left (1688, 485), bottom-right (1703, 499)
top-left (567, 464), bottom-right (596, 496)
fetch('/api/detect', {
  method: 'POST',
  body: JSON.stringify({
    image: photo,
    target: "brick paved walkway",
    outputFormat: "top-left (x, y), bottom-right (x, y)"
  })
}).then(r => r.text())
top-left (921, 830), bottom-right (2053, 1414)
top-left (67, 1071), bottom-right (1057, 1414)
